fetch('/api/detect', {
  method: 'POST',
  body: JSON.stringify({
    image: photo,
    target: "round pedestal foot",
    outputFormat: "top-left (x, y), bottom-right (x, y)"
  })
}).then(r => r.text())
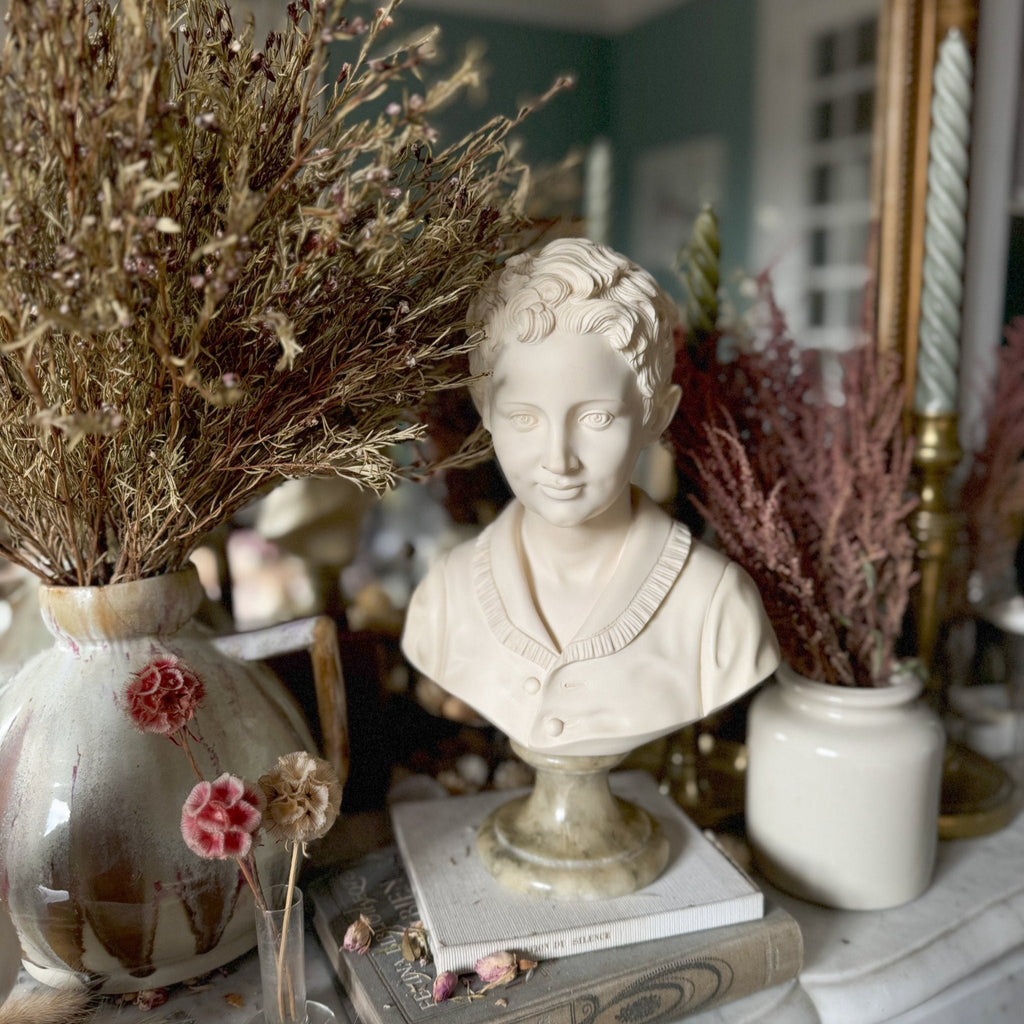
top-left (476, 742), bottom-right (670, 900)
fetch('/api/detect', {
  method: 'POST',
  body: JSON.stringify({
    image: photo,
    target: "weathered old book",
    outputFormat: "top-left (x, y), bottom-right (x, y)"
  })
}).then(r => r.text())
top-left (309, 845), bottom-right (803, 1024)
top-left (388, 772), bottom-right (766, 973)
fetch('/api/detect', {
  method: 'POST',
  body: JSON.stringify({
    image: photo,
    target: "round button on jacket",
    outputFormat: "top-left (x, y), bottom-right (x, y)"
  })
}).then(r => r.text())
top-left (524, 676), bottom-right (541, 694)
top-left (543, 717), bottom-right (564, 737)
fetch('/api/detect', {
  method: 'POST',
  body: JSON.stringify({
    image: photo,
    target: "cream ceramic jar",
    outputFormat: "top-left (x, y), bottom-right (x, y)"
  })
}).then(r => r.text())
top-left (745, 664), bottom-right (945, 910)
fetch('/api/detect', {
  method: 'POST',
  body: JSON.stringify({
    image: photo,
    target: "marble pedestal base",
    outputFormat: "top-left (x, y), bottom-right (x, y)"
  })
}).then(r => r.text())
top-left (476, 741), bottom-right (670, 899)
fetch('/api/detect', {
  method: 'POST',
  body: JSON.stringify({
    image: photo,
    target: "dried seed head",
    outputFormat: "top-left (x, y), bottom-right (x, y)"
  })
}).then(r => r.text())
top-left (259, 751), bottom-right (342, 843)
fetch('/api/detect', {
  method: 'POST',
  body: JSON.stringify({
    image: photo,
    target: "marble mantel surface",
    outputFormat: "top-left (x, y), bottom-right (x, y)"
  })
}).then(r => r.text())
top-left (770, 804), bottom-right (1024, 1023)
top-left (4, 803), bottom-right (1024, 1023)
top-left (2, 919), bottom-right (353, 1023)
top-left (692, 800), bottom-right (1024, 1023)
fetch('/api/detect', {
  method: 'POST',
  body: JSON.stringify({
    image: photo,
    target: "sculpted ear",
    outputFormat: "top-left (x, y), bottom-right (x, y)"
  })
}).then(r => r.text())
top-left (648, 383), bottom-right (682, 441)
top-left (471, 378), bottom-right (492, 432)
top-left (478, 397), bottom-right (493, 433)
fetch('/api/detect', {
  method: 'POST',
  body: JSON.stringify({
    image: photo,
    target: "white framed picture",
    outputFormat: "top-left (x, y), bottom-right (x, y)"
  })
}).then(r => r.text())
top-left (629, 136), bottom-right (725, 274)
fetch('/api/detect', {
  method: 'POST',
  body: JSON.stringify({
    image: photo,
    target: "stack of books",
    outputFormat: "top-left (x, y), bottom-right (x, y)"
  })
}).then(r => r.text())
top-left (309, 773), bottom-right (803, 1023)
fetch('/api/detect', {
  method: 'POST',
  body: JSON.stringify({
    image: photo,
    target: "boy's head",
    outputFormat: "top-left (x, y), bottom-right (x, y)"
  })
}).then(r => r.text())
top-left (467, 238), bottom-right (679, 432)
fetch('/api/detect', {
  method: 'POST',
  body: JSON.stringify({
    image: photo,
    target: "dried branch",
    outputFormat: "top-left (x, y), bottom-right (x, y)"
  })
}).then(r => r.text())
top-left (0, 0), bottom-right (567, 585)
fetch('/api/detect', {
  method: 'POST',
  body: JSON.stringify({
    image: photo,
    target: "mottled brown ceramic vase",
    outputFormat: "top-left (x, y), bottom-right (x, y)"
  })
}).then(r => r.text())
top-left (0, 567), bottom-right (315, 993)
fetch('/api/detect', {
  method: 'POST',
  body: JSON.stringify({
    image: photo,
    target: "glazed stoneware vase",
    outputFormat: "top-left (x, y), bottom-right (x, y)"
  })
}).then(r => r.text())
top-left (0, 566), bottom-right (316, 993)
top-left (745, 664), bottom-right (945, 910)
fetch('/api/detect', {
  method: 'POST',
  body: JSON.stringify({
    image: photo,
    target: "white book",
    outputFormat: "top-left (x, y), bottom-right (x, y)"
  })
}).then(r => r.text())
top-left (389, 770), bottom-right (764, 974)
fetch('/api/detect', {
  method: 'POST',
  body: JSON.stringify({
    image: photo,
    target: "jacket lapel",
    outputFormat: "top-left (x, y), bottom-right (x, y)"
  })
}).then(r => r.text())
top-left (475, 491), bottom-right (692, 667)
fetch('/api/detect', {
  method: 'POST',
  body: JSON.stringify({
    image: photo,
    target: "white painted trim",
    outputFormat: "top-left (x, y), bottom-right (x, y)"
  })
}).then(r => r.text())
top-left (751, 0), bottom-right (880, 347)
top-left (960, 0), bottom-right (1024, 451)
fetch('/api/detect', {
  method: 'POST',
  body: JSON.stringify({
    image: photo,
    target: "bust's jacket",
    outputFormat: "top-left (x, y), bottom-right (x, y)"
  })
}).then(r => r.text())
top-left (401, 489), bottom-right (780, 757)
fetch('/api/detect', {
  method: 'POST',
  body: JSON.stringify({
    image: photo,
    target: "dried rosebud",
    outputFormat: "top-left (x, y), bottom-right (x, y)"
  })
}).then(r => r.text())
top-left (181, 773), bottom-right (264, 859)
top-left (342, 914), bottom-right (374, 955)
top-left (259, 751), bottom-right (342, 843)
top-left (474, 950), bottom-right (518, 986)
top-left (432, 971), bottom-right (458, 1004)
top-left (133, 988), bottom-right (170, 1010)
top-left (123, 655), bottom-right (205, 735)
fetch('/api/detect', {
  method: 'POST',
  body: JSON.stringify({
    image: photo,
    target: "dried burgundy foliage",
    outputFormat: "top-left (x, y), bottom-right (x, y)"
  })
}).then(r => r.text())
top-left (672, 278), bottom-right (918, 686)
top-left (960, 317), bottom-right (1024, 595)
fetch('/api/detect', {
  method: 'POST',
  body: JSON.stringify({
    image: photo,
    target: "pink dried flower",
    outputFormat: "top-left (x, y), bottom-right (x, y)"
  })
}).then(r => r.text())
top-left (181, 773), bottom-right (264, 859)
top-left (259, 751), bottom-right (342, 844)
top-left (133, 988), bottom-right (169, 1010)
top-left (432, 971), bottom-right (458, 1004)
top-left (342, 914), bottom-right (374, 955)
top-left (123, 655), bottom-right (205, 735)
top-left (474, 950), bottom-right (518, 986)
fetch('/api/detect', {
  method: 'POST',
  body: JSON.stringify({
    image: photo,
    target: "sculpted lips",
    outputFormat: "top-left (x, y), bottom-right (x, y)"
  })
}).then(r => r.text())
top-left (539, 481), bottom-right (583, 500)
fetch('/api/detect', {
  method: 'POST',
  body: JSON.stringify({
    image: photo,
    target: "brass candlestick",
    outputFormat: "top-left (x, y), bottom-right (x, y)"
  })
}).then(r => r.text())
top-left (911, 411), bottom-right (961, 690)
top-left (911, 412), bottom-right (1018, 836)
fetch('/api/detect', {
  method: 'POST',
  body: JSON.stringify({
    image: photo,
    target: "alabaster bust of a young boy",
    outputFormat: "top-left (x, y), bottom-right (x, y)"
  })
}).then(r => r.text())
top-left (402, 238), bottom-right (779, 758)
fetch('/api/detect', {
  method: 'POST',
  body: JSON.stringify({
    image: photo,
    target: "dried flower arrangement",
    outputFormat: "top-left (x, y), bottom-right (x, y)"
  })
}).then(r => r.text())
top-left (673, 277), bottom-right (919, 687)
top-left (122, 651), bottom-right (342, 1018)
top-left (0, 0), bottom-right (563, 587)
top-left (959, 317), bottom-right (1024, 599)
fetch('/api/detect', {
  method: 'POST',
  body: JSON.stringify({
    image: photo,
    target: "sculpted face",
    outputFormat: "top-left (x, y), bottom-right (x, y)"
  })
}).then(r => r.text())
top-left (483, 329), bottom-right (657, 529)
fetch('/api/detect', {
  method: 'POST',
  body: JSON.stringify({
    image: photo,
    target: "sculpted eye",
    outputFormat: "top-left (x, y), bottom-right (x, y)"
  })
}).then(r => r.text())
top-left (579, 410), bottom-right (613, 429)
top-left (507, 411), bottom-right (538, 430)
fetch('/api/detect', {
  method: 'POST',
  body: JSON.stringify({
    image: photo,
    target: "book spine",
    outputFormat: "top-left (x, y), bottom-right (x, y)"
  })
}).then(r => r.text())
top-left (523, 916), bottom-right (803, 1024)
top-left (430, 893), bottom-right (766, 975)
top-left (313, 902), bottom-right (803, 1024)
top-left (309, 853), bottom-right (804, 1024)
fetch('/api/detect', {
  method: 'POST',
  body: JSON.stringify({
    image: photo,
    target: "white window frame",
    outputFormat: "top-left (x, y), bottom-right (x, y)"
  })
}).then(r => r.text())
top-left (751, 0), bottom-right (881, 351)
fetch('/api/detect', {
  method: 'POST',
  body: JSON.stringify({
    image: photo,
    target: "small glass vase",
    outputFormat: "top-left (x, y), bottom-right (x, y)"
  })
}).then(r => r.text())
top-left (250, 885), bottom-right (335, 1024)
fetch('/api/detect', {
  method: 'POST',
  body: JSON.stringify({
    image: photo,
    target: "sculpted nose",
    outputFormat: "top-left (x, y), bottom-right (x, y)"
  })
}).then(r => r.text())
top-left (542, 425), bottom-right (579, 475)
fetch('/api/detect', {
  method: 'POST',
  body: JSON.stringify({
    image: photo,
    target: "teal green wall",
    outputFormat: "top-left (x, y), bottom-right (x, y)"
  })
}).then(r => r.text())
top-left (382, 6), bottom-right (613, 167)
top-left (341, 1), bottom-right (759, 292)
top-left (609, 0), bottom-right (757, 290)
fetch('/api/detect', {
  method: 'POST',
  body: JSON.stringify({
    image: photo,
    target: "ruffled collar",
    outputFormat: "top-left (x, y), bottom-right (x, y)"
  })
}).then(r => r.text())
top-left (471, 489), bottom-right (692, 671)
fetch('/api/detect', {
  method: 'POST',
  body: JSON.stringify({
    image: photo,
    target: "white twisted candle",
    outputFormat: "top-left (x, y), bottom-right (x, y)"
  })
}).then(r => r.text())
top-left (915, 28), bottom-right (974, 415)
